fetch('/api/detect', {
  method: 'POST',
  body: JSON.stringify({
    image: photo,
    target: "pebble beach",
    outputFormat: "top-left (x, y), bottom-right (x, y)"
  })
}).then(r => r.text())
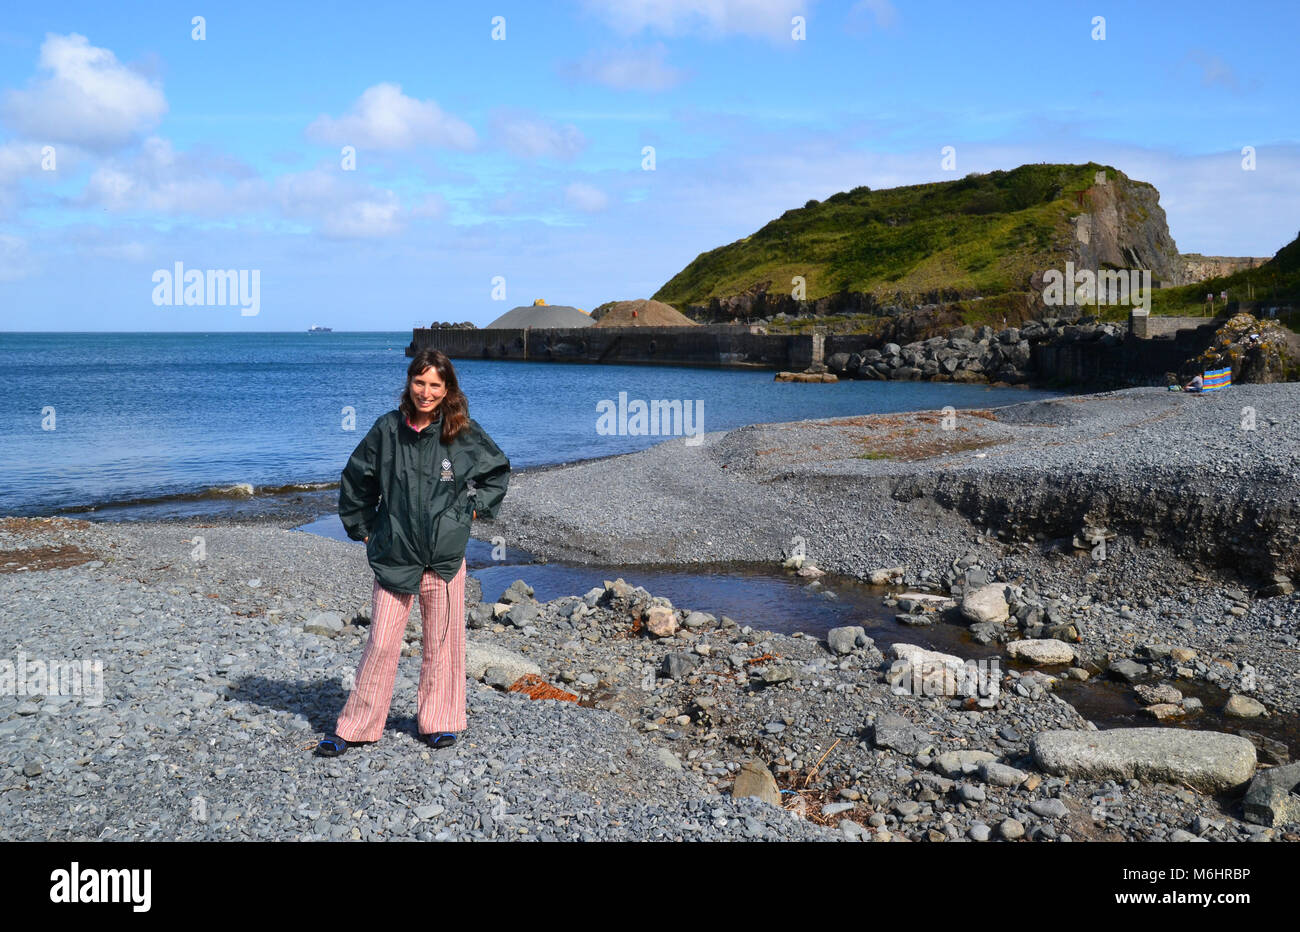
top-left (3, 386), bottom-right (1299, 842)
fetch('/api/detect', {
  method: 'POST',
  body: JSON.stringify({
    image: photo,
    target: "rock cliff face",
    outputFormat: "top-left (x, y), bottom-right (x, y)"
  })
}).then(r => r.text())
top-left (1177, 254), bottom-right (1271, 286)
top-left (1065, 172), bottom-right (1181, 286)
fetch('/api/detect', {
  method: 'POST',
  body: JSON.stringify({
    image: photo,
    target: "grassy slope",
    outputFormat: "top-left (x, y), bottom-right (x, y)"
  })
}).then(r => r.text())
top-left (654, 162), bottom-right (1120, 307)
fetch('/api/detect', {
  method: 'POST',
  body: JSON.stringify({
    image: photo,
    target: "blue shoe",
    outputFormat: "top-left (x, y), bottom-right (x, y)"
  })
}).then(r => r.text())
top-left (315, 734), bottom-right (349, 756)
top-left (315, 734), bottom-right (372, 756)
top-left (421, 731), bottom-right (456, 749)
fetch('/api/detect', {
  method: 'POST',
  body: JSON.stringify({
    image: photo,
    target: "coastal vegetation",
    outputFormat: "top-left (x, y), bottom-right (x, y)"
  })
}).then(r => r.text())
top-left (653, 162), bottom-right (1296, 340)
top-left (654, 162), bottom-right (1123, 309)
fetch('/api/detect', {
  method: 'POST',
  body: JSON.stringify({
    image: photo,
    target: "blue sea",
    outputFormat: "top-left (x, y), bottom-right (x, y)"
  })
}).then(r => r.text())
top-left (0, 332), bottom-right (1066, 521)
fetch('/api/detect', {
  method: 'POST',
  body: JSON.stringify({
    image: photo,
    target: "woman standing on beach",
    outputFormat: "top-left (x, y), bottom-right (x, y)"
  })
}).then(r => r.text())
top-left (316, 349), bottom-right (510, 755)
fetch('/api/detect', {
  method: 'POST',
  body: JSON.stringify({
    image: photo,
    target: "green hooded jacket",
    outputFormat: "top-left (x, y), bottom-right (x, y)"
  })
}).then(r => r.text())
top-left (338, 409), bottom-right (510, 594)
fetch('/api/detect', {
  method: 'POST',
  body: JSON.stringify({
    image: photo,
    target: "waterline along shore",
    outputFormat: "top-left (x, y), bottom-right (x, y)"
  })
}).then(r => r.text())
top-left (2, 386), bottom-right (1298, 841)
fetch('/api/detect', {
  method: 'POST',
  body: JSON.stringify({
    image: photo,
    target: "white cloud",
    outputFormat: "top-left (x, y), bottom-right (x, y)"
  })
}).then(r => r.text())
top-left (322, 194), bottom-right (403, 238)
top-left (2, 33), bottom-right (167, 150)
top-left (564, 182), bottom-right (609, 212)
top-left (0, 141), bottom-right (45, 183)
top-left (580, 0), bottom-right (812, 40)
top-left (306, 83), bottom-right (477, 151)
top-left (491, 111), bottom-right (587, 159)
top-left (79, 136), bottom-right (264, 214)
top-left (276, 167), bottom-right (405, 238)
top-left (0, 141), bottom-right (52, 216)
top-left (563, 43), bottom-right (686, 91)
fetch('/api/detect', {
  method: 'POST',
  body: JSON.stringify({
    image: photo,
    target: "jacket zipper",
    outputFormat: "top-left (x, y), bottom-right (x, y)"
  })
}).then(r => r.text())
top-left (411, 415), bottom-right (447, 569)
top-left (427, 426), bottom-right (444, 568)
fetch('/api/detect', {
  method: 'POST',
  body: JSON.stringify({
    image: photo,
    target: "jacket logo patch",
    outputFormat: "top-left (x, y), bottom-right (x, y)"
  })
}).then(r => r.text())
top-left (439, 458), bottom-right (454, 482)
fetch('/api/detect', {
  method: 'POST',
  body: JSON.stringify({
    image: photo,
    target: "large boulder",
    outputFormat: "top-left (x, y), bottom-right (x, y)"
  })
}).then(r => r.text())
top-left (961, 584), bottom-right (1010, 624)
top-left (732, 759), bottom-right (781, 806)
top-left (826, 625), bottom-right (871, 655)
top-left (1223, 694), bottom-right (1266, 718)
top-left (1242, 761), bottom-right (1300, 826)
top-left (644, 606), bottom-right (678, 637)
top-left (466, 641), bottom-right (541, 684)
top-left (1031, 728), bottom-right (1257, 793)
top-left (505, 601), bottom-right (540, 628)
top-left (659, 652), bottom-right (700, 680)
top-left (304, 612), bottom-right (345, 637)
top-left (499, 579), bottom-right (535, 604)
top-left (1107, 658), bottom-right (1148, 683)
top-left (891, 642), bottom-right (964, 675)
top-left (889, 643), bottom-right (996, 698)
top-left (1006, 639), bottom-right (1076, 665)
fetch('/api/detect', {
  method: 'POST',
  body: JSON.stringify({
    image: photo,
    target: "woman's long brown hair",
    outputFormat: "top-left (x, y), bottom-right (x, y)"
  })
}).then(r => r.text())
top-left (399, 349), bottom-right (469, 443)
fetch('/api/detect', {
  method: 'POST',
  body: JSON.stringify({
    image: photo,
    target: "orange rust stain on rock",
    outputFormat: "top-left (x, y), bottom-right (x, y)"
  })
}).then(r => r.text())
top-left (508, 674), bottom-right (581, 703)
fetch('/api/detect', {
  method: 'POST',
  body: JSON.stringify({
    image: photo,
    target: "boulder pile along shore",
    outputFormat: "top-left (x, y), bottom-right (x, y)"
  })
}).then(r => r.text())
top-left (820, 312), bottom-right (1293, 386)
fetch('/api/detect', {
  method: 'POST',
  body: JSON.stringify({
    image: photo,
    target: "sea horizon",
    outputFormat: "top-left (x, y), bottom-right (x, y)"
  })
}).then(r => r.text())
top-left (0, 331), bottom-right (1067, 522)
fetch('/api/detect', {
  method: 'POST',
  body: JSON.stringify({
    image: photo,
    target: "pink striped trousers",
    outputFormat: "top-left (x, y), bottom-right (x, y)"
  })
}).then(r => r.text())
top-left (335, 559), bottom-right (468, 741)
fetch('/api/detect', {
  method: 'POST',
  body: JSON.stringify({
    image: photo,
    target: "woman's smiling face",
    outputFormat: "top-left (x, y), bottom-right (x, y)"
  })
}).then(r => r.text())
top-left (411, 366), bottom-right (446, 415)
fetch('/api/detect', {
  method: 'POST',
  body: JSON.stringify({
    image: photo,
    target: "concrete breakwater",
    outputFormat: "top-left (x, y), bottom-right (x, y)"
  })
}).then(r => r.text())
top-left (407, 323), bottom-right (815, 370)
top-left (409, 314), bottom-right (1229, 388)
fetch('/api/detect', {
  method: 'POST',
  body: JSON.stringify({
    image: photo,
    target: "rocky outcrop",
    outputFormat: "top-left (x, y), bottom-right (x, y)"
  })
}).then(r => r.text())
top-left (1178, 254), bottom-right (1270, 286)
top-left (1065, 172), bottom-right (1182, 287)
top-left (1190, 312), bottom-right (1295, 383)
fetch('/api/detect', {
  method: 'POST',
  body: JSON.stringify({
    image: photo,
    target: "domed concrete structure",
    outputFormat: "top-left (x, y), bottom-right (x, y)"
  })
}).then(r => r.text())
top-left (485, 300), bottom-right (594, 329)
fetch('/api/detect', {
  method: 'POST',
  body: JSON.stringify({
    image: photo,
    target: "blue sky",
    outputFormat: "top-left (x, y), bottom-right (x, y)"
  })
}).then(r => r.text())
top-left (0, 0), bottom-right (1296, 331)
